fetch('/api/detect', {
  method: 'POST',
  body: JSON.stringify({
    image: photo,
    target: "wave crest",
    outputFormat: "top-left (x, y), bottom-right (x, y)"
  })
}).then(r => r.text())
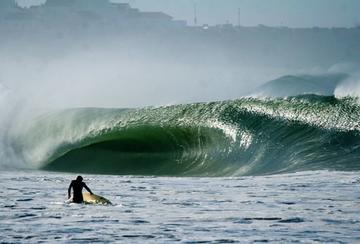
top-left (16, 95), bottom-right (360, 176)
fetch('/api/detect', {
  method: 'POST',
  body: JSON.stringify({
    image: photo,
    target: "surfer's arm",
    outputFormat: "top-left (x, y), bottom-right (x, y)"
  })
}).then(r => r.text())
top-left (67, 182), bottom-right (73, 199)
top-left (84, 184), bottom-right (93, 195)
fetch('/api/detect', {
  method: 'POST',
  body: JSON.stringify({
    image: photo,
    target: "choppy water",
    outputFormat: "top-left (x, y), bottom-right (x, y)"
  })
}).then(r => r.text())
top-left (1, 170), bottom-right (359, 243)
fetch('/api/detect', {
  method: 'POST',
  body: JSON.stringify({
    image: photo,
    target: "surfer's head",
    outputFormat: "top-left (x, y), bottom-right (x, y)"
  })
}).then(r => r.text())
top-left (76, 175), bottom-right (83, 182)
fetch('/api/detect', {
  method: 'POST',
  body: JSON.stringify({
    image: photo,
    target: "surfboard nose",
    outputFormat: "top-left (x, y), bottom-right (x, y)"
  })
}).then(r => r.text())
top-left (82, 192), bottom-right (112, 205)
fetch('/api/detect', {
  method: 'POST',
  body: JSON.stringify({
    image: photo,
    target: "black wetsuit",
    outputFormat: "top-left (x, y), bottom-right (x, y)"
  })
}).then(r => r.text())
top-left (68, 180), bottom-right (92, 203)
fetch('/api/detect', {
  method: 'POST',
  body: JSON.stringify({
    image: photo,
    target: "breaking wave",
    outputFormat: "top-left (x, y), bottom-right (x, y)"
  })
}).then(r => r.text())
top-left (14, 94), bottom-right (360, 176)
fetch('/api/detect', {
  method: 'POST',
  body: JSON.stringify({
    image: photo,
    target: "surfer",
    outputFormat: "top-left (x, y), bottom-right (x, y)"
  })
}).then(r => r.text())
top-left (67, 175), bottom-right (93, 203)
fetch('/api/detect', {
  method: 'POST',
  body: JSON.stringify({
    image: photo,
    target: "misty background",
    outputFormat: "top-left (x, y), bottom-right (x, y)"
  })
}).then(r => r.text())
top-left (1, 0), bottom-right (360, 109)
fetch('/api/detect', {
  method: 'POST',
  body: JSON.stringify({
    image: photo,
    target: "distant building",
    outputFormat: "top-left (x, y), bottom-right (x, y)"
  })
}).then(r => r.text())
top-left (138, 12), bottom-right (173, 22)
top-left (45, 0), bottom-right (109, 8)
top-left (0, 0), bottom-right (187, 31)
top-left (110, 3), bottom-right (131, 12)
top-left (38, 0), bottom-right (182, 28)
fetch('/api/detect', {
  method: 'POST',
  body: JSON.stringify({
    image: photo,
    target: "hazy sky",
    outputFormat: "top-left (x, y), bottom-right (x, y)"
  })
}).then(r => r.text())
top-left (17, 0), bottom-right (360, 28)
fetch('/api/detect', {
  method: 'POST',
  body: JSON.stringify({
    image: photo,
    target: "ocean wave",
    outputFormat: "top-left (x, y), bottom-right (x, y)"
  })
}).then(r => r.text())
top-left (251, 73), bottom-right (348, 98)
top-left (15, 94), bottom-right (360, 176)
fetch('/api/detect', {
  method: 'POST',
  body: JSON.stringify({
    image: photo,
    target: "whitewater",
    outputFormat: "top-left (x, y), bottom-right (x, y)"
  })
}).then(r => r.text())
top-left (1, 74), bottom-right (360, 243)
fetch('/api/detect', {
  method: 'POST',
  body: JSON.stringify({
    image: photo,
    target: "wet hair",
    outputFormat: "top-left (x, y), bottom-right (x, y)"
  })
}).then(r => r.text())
top-left (76, 175), bottom-right (83, 182)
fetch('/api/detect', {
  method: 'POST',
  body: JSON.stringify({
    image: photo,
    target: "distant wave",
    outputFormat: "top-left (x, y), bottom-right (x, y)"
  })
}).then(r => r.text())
top-left (15, 94), bottom-right (360, 176)
top-left (251, 73), bottom-right (348, 97)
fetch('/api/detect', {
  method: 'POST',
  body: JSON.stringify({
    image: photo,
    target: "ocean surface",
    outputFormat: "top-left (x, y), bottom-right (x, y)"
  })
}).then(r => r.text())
top-left (1, 170), bottom-right (359, 243)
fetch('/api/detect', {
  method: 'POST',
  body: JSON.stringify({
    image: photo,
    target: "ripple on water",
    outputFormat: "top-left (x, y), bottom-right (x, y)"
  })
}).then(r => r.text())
top-left (30, 207), bottom-right (46, 210)
top-left (278, 217), bottom-right (305, 223)
top-left (48, 215), bottom-right (62, 219)
top-left (278, 201), bottom-right (296, 205)
top-left (121, 234), bottom-right (156, 239)
top-left (16, 198), bottom-right (33, 202)
top-left (213, 239), bottom-right (238, 243)
top-left (3, 204), bottom-right (16, 208)
top-left (243, 217), bottom-right (282, 221)
top-left (15, 213), bottom-right (37, 219)
top-left (130, 219), bottom-right (150, 224)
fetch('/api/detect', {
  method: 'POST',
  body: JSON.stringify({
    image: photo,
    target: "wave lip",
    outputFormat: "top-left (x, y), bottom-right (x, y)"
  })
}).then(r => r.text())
top-left (16, 94), bottom-right (360, 176)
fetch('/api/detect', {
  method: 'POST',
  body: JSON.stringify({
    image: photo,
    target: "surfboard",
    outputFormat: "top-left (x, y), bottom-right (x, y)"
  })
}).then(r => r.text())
top-left (82, 192), bottom-right (112, 205)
